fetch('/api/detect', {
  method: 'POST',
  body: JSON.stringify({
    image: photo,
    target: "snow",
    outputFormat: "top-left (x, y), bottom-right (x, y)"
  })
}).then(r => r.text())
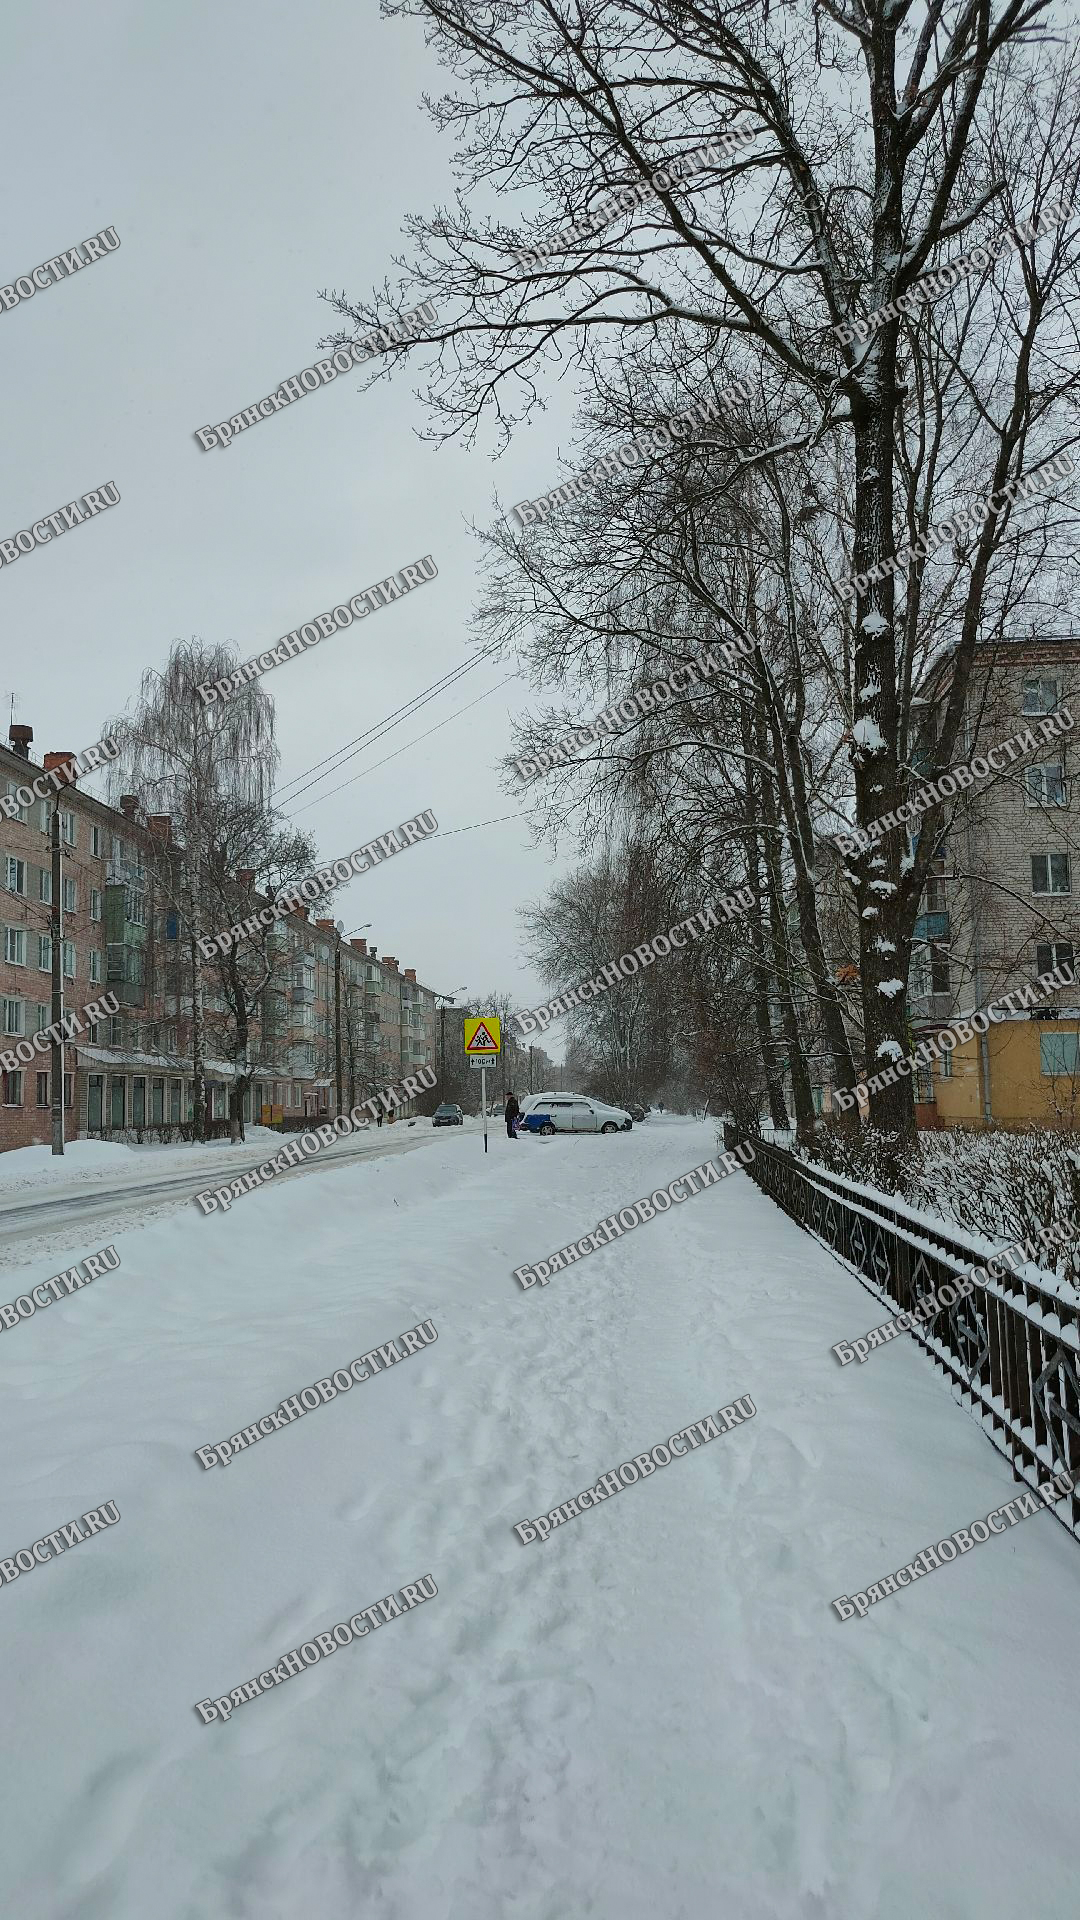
top-left (877, 980), bottom-right (905, 1000)
top-left (2, 1119), bottom-right (1079, 1917)
top-left (0, 1129), bottom-right (289, 1192)
top-left (852, 717), bottom-right (886, 753)
top-left (858, 612), bottom-right (890, 639)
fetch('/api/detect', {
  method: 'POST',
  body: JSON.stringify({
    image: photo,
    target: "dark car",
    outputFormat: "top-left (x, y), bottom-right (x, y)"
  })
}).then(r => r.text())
top-left (627, 1104), bottom-right (646, 1123)
top-left (432, 1103), bottom-right (464, 1127)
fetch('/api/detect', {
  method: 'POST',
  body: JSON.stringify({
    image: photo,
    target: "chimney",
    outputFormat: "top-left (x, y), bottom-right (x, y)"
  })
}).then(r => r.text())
top-left (45, 752), bottom-right (79, 788)
top-left (384, 956), bottom-right (398, 972)
top-left (8, 724), bottom-right (32, 760)
top-left (350, 939), bottom-right (367, 955)
top-left (368, 944), bottom-right (377, 960)
top-left (404, 968), bottom-right (416, 983)
top-left (149, 813), bottom-right (172, 846)
top-left (237, 867), bottom-right (256, 888)
top-left (118, 794), bottom-right (138, 819)
top-left (315, 918), bottom-right (335, 932)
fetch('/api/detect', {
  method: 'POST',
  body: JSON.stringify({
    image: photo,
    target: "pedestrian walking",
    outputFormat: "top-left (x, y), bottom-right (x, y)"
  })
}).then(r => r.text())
top-left (505, 1090), bottom-right (520, 1140)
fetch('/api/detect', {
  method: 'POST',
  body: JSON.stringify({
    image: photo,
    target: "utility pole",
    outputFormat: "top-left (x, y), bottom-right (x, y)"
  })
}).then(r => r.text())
top-left (334, 940), bottom-right (343, 1118)
top-left (50, 800), bottom-right (64, 1155)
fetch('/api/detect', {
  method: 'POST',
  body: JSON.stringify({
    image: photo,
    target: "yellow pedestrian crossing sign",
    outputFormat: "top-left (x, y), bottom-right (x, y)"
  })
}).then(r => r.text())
top-left (464, 1016), bottom-right (501, 1056)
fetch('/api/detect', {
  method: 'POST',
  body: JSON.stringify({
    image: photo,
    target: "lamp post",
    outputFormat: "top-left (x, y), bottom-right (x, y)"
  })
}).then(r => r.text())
top-left (434, 989), bottom-right (468, 1087)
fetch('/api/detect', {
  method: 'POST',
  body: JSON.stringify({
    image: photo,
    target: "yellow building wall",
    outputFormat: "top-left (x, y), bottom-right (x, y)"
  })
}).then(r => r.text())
top-left (929, 1020), bottom-right (1080, 1128)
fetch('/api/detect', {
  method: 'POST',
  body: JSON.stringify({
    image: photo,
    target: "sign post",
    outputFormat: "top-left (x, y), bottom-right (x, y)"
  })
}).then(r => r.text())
top-left (464, 1016), bottom-right (501, 1154)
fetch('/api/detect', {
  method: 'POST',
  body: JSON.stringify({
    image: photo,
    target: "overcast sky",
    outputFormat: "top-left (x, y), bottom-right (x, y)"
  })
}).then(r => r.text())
top-left (1, 0), bottom-right (578, 1039)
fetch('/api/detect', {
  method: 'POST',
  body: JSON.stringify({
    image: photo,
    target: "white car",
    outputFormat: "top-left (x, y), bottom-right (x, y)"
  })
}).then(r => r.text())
top-left (519, 1091), bottom-right (633, 1134)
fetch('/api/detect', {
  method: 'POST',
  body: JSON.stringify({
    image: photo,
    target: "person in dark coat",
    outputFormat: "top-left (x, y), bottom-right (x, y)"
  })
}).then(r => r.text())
top-left (505, 1090), bottom-right (520, 1139)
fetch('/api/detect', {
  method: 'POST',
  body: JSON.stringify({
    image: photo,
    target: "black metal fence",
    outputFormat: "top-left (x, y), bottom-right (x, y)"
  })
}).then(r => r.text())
top-left (725, 1126), bottom-right (1080, 1543)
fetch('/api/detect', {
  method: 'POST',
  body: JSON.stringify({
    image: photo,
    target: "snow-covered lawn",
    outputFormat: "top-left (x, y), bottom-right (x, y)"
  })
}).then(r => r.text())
top-left (0, 1125), bottom-right (352, 1192)
top-left (2, 1118), bottom-right (1077, 1918)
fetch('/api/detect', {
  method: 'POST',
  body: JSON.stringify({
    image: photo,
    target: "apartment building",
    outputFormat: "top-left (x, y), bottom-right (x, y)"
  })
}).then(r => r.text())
top-left (0, 724), bottom-right (438, 1149)
top-left (906, 634), bottom-right (1079, 1127)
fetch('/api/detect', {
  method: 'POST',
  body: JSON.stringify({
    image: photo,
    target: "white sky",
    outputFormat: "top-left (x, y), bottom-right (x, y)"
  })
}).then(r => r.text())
top-left (0, 0), bottom-right (577, 1026)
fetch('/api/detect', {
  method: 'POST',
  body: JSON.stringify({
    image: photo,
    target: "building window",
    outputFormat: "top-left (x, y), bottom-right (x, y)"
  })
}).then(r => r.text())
top-left (107, 1014), bottom-right (123, 1046)
top-left (4, 783), bottom-right (29, 824)
top-left (38, 867), bottom-right (52, 904)
top-left (4, 927), bottom-right (26, 966)
top-left (90, 825), bottom-right (101, 857)
top-left (125, 887), bottom-right (145, 927)
top-left (1023, 675), bottom-right (1060, 715)
top-left (91, 888), bottom-right (102, 921)
top-left (35, 1005), bottom-right (48, 1032)
top-left (62, 876), bottom-right (77, 913)
top-left (2, 1069), bottom-right (22, 1106)
top-left (90, 949), bottom-right (102, 984)
top-left (2, 998), bottom-right (24, 1036)
top-left (6, 857), bottom-right (26, 895)
top-left (64, 1073), bottom-right (73, 1110)
top-left (1041, 1032), bottom-right (1080, 1076)
top-left (929, 943), bottom-right (951, 994)
top-left (937, 1049), bottom-right (953, 1080)
top-left (36, 1071), bottom-right (48, 1108)
top-left (1037, 941), bottom-right (1075, 978)
top-left (60, 810), bottom-right (76, 847)
top-left (924, 875), bottom-right (947, 914)
top-left (1025, 762), bottom-right (1066, 807)
top-left (36, 799), bottom-right (49, 833)
top-left (1032, 852), bottom-right (1071, 895)
top-left (38, 934), bottom-right (51, 972)
top-left (62, 940), bottom-right (76, 979)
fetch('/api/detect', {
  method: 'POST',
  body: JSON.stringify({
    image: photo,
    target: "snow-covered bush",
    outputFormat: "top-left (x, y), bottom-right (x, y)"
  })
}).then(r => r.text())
top-left (799, 1120), bottom-right (1080, 1288)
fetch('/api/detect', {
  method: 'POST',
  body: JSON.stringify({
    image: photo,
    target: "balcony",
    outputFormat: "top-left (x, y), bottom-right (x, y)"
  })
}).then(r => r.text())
top-left (291, 983), bottom-right (315, 1005)
top-left (913, 912), bottom-right (949, 943)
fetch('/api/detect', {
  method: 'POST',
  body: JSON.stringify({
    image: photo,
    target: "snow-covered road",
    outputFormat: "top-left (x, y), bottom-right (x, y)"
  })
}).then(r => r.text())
top-left (2, 1117), bottom-right (1078, 1919)
top-left (0, 1124), bottom-right (441, 1268)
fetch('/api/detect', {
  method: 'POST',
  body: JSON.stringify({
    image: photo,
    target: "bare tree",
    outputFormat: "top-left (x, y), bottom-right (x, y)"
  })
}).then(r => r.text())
top-left (330, 0), bottom-right (1079, 1167)
top-left (105, 641), bottom-right (279, 1143)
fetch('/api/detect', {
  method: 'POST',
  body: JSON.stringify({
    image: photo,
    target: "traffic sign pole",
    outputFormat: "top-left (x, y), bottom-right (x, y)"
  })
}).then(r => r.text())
top-left (464, 1017), bottom-right (500, 1154)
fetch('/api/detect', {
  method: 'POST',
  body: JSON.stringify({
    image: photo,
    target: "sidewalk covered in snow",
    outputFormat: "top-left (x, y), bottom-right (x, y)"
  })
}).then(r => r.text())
top-left (1, 1116), bottom-right (1076, 1918)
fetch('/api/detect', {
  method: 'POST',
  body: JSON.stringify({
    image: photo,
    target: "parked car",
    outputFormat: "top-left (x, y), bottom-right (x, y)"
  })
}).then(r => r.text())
top-left (627, 1103), bottom-right (646, 1123)
top-left (432, 1103), bottom-right (464, 1127)
top-left (520, 1093), bottom-right (633, 1135)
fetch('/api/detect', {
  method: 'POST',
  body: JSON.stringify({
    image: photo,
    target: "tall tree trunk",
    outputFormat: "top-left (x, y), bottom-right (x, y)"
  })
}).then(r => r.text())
top-left (757, 756), bottom-right (817, 1143)
top-left (741, 708), bottom-right (789, 1130)
top-left (188, 900), bottom-right (206, 1144)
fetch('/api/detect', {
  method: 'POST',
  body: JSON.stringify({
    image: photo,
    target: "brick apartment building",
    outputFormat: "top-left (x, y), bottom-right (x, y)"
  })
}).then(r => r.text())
top-left (820, 634), bottom-right (1079, 1128)
top-left (0, 724), bottom-right (439, 1150)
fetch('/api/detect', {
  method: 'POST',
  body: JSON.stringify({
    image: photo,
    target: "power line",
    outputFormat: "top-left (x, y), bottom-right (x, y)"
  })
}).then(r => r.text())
top-left (285, 674), bottom-right (521, 817)
top-left (426, 811), bottom-right (526, 840)
top-left (275, 643), bottom-right (504, 807)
